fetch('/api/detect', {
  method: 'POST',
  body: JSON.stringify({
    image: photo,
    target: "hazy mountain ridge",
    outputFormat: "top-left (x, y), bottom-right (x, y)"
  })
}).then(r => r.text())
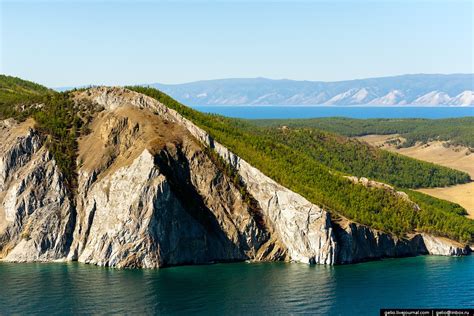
top-left (149, 74), bottom-right (474, 106)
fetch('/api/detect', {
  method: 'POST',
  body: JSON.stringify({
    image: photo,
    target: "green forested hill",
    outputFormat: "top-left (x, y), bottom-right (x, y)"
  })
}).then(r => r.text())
top-left (0, 74), bottom-right (54, 119)
top-left (0, 74), bottom-right (52, 95)
top-left (129, 86), bottom-right (474, 243)
top-left (250, 117), bottom-right (474, 149)
top-left (254, 127), bottom-right (470, 188)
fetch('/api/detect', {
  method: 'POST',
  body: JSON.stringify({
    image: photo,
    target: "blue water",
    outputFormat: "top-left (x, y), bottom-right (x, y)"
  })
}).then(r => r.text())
top-left (0, 256), bottom-right (472, 314)
top-left (193, 106), bottom-right (474, 119)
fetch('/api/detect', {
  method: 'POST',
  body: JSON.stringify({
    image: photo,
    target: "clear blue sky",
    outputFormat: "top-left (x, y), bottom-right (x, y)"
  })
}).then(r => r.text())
top-left (1, 0), bottom-right (472, 87)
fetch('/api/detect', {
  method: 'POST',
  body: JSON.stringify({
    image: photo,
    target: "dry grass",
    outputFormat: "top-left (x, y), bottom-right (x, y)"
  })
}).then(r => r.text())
top-left (78, 106), bottom-right (190, 181)
top-left (358, 135), bottom-right (474, 219)
top-left (357, 134), bottom-right (405, 147)
top-left (0, 118), bottom-right (36, 152)
top-left (417, 183), bottom-right (474, 219)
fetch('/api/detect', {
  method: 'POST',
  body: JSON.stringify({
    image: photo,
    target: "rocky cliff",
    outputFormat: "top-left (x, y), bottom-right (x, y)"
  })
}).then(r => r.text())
top-left (0, 87), bottom-right (470, 268)
top-left (0, 119), bottom-right (74, 262)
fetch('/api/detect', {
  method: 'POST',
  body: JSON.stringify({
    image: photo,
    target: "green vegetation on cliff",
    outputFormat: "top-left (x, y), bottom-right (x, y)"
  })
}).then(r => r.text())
top-left (0, 75), bottom-right (99, 188)
top-left (32, 93), bottom-right (82, 188)
top-left (128, 86), bottom-right (474, 243)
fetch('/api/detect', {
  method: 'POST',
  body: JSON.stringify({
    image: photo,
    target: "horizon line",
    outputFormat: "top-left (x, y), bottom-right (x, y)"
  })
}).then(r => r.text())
top-left (45, 72), bottom-right (474, 89)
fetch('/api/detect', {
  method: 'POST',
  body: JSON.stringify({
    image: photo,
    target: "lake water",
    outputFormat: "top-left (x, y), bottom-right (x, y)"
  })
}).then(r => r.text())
top-left (1, 256), bottom-right (473, 315)
top-left (193, 106), bottom-right (474, 119)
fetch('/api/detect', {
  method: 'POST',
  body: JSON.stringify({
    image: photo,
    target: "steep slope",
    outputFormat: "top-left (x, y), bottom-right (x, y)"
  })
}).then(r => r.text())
top-left (0, 86), bottom-right (471, 268)
top-left (0, 119), bottom-right (74, 261)
top-left (69, 108), bottom-right (278, 267)
top-left (69, 88), bottom-right (337, 266)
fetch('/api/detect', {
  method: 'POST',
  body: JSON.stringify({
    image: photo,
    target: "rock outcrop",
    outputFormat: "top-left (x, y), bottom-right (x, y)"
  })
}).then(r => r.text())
top-left (332, 219), bottom-right (428, 264)
top-left (345, 176), bottom-right (421, 211)
top-left (66, 106), bottom-right (282, 267)
top-left (421, 234), bottom-right (471, 256)
top-left (73, 88), bottom-right (337, 265)
top-left (0, 87), bottom-right (470, 268)
top-left (0, 119), bottom-right (74, 262)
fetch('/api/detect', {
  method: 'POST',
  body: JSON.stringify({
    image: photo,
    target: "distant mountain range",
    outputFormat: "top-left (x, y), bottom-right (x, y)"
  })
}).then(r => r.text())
top-left (148, 74), bottom-right (473, 106)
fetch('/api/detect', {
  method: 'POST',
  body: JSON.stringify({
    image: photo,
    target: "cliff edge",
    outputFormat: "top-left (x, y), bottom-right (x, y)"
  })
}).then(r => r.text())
top-left (0, 87), bottom-right (470, 268)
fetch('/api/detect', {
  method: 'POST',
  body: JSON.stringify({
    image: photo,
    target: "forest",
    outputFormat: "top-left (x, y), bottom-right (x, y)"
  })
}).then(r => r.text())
top-left (254, 127), bottom-right (470, 188)
top-left (251, 117), bottom-right (474, 149)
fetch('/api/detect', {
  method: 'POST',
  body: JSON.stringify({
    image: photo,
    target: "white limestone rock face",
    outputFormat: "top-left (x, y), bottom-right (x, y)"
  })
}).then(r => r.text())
top-left (0, 119), bottom-right (74, 262)
top-left (212, 143), bottom-right (336, 264)
top-left (70, 148), bottom-right (273, 268)
top-left (77, 87), bottom-right (337, 265)
top-left (67, 106), bottom-right (279, 268)
top-left (421, 234), bottom-right (470, 256)
top-left (72, 150), bottom-right (166, 267)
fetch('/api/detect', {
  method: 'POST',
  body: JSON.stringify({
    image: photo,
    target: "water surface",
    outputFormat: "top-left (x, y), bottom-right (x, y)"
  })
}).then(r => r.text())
top-left (1, 256), bottom-right (473, 314)
top-left (193, 106), bottom-right (474, 119)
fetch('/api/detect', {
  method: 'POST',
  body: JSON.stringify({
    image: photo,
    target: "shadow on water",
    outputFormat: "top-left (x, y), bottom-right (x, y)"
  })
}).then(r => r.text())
top-left (0, 256), bottom-right (473, 315)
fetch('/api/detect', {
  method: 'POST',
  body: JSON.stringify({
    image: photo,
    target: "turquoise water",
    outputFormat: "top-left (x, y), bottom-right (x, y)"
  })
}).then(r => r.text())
top-left (193, 106), bottom-right (474, 119)
top-left (1, 256), bottom-right (473, 314)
